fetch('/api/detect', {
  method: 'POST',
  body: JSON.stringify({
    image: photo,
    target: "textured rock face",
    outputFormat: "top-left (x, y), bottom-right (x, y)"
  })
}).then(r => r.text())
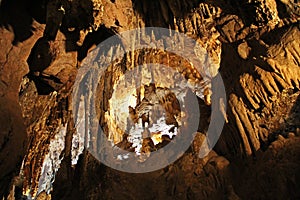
top-left (0, 0), bottom-right (299, 199)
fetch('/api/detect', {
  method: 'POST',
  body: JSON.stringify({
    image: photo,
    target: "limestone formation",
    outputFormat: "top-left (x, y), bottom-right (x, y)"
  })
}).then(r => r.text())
top-left (0, 0), bottom-right (299, 199)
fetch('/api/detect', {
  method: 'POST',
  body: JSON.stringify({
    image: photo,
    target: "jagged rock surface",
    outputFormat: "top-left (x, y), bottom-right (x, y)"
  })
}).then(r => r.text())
top-left (0, 0), bottom-right (299, 199)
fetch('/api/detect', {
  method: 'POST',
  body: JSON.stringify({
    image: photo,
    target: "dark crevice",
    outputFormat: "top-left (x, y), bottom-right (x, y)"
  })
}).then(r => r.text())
top-left (291, 79), bottom-right (300, 92)
top-left (77, 25), bottom-right (118, 61)
top-left (131, 0), bottom-right (201, 27)
top-left (27, 37), bottom-right (54, 73)
top-left (59, 0), bottom-right (94, 52)
top-left (0, 0), bottom-right (34, 45)
top-left (27, 0), bottom-right (48, 24)
top-left (273, 75), bottom-right (285, 92)
top-left (275, 0), bottom-right (291, 19)
top-left (26, 37), bottom-right (59, 95)
top-left (261, 24), bottom-right (292, 46)
top-left (26, 74), bottom-right (56, 95)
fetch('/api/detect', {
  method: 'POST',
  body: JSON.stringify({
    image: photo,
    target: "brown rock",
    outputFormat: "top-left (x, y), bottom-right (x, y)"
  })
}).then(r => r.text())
top-left (288, 132), bottom-right (295, 138)
top-left (202, 150), bottom-right (218, 166)
top-left (237, 42), bottom-right (251, 59)
top-left (36, 191), bottom-right (51, 200)
top-left (270, 140), bottom-right (284, 150)
top-left (277, 134), bottom-right (286, 141)
top-left (192, 132), bottom-right (206, 155)
top-left (296, 128), bottom-right (300, 136)
top-left (226, 185), bottom-right (241, 200)
top-left (1, 0), bottom-right (300, 199)
top-left (208, 156), bottom-right (230, 170)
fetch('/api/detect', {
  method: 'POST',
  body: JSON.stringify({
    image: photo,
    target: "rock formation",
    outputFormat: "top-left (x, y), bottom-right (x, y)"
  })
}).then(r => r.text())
top-left (0, 0), bottom-right (299, 199)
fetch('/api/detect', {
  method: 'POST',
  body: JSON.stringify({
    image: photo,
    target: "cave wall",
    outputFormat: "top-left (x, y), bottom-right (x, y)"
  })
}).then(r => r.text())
top-left (0, 0), bottom-right (299, 199)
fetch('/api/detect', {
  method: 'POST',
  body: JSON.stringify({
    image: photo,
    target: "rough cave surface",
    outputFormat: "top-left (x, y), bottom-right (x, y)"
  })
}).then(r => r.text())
top-left (0, 0), bottom-right (299, 199)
